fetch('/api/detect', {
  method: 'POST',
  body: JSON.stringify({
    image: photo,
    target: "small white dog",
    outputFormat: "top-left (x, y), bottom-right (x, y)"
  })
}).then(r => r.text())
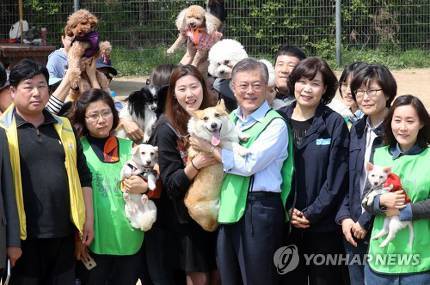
top-left (208, 39), bottom-right (248, 79)
top-left (185, 100), bottom-right (249, 231)
top-left (121, 144), bottom-right (158, 231)
top-left (362, 162), bottom-right (392, 207)
top-left (362, 162), bottom-right (414, 248)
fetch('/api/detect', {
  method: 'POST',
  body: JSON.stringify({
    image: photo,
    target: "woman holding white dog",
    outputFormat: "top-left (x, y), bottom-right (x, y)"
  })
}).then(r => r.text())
top-left (72, 89), bottom-right (147, 285)
top-left (154, 65), bottom-right (219, 285)
top-left (335, 63), bottom-right (398, 285)
top-left (362, 95), bottom-right (430, 284)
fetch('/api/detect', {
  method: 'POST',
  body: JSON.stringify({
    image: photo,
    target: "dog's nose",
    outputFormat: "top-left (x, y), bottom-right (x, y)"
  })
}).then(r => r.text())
top-left (146, 160), bottom-right (152, 165)
top-left (219, 70), bottom-right (225, 74)
top-left (211, 123), bottom-right (218, 129)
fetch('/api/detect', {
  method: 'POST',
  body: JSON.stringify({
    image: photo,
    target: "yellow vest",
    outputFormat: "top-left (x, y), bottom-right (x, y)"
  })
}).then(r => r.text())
top-left (0, 104), bottom-right (86, 240)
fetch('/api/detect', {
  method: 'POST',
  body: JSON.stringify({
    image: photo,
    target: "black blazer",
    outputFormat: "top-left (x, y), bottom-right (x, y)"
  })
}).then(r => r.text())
top-left (335, 116), bottom-right (384, 230)
top-left (279, 103), bottom-right (349, 232)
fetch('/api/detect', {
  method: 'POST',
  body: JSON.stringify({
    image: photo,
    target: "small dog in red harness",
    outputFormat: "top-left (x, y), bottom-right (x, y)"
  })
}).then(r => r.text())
top-left (167, 5), bottom-right (222, 73)
top-left (362, 163), bottom-right (414, 248)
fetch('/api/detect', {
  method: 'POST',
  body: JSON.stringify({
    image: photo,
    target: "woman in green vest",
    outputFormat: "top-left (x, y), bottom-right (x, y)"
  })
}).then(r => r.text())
top-left (363, 95), bottom-right (430, 284)
top-left (71, 89), bottom-right (147, 285)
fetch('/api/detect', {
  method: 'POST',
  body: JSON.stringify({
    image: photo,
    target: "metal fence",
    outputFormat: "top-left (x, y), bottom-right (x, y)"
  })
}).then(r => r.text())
top-left (1, 0), bottom-right (429, 60)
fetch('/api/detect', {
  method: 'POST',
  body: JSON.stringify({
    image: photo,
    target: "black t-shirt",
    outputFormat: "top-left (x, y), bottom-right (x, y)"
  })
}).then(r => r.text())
top-left (290, 117), bottom-right (314, 147)
top-left (16, 110), bottom-right (92, 239)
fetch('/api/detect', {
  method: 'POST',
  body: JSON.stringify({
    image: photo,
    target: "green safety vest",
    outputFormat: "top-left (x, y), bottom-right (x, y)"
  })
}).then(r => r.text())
top-left (217, 109), bottom-right (294, 224)
top-left (368, 146), bottom-right (430, 274)
top-left (81, 137), bottom-right (144, 255)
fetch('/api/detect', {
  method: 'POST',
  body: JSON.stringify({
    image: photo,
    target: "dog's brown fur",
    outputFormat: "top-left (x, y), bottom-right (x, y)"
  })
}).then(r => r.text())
top-left (65, 9), bottom-right (110, 100)
top-left (184, 102), bottom-right (229, 232)
top-left (167, 5), bottom-right (222, 75)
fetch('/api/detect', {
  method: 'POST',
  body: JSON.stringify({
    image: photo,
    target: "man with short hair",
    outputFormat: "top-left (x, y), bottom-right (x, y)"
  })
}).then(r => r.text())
top-left (274, 45), bottom-right (306, 105)
top-left (0, 59), bottom-right (93, 284)
top-left (190, 58), bottom-right (294, 284)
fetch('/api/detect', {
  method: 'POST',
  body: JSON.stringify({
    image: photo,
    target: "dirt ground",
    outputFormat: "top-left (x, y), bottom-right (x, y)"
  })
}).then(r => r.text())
top-left (111, 68), bottom-right (430, 108)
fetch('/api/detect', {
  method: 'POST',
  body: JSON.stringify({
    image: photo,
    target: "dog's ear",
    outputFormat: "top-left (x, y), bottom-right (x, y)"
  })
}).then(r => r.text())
top-left (153, 146), bottom-right (158, 153)
top-left (191, 109), bottom-right (204, 118)
top-left (204, 11), bottom-right (221, 34)
top-left (366, 162), bottom-right (374, 171)
top-left (132, 145), bottom-right (140, 156)
top-left (176, 8), bottom-right (188, 30)
top-left (383, 166), bottom-right (392, 174)
top-left (216, 99), bottom-right (227, 113)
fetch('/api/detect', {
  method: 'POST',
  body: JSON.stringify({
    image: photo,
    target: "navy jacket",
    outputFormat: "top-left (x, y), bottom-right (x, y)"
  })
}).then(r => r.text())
top-left (279, 103), bottom-right (349, 232)
top-left (335, 116), bottom-right (384, 230)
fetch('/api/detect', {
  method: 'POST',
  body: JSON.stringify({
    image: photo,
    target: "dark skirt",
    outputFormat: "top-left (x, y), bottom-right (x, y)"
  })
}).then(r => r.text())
top-left (177, 220), bottom-right (217, 273)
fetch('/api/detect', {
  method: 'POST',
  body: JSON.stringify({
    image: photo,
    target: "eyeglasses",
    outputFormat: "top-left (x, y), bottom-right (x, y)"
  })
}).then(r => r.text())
top-left (235, 82), bottom-right (264, 92)
top-left (355, 89), bottom-right (383, 98)
top-left (85, 110), bottom-right (113, 121)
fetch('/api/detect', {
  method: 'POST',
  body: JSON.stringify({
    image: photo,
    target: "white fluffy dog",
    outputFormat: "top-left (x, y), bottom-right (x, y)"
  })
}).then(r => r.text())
top-left (185, 100), bottom-right (249, 231)
top-left (208, 39), bottom-right (248, 79)
top-left (121, 144), bottom-right (158, 231)
top-left (362, 163), bottom-right (414, 248)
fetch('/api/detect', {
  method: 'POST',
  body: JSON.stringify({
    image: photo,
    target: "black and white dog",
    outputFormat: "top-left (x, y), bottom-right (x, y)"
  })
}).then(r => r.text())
top-left (116, 86), bottom-right (158, 142)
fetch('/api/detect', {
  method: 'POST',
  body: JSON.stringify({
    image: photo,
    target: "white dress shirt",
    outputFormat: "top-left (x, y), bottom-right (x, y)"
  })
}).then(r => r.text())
top-left (221, 101), bottom-right (289, 193)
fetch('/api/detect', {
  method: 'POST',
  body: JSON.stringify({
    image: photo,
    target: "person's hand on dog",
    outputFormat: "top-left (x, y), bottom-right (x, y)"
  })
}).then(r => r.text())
top-left (380, 190), bottom-right (406, 209)
top-left (291, 208), bottom-right (310, 229)
top-left (189, 136), bottom-right (212, 153)
top-left (192, 153), bottom-right (217, 169)
top-left (351, 222), bottom-right (367, 240)
top-left (123, 175), bottom-right (148, 194)
top-left (341, 218), bottom-right (357, 247)
top-left (85, 58), bottom-right (100, 89)
top-left (120, 118), bottom-right (144, 142)
top-left (385, 208), bottom-right (400, 217)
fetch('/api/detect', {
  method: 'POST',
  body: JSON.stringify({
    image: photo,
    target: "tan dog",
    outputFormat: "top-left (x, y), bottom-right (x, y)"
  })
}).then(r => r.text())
top-left (167, 5), bottom-right (222, 74)
top-left (65, 9), bottom-right (110, 100)
top-left (185, 100), bottom-right (249, 231)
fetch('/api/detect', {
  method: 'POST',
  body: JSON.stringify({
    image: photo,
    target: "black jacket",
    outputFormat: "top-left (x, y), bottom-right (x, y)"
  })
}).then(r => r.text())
top-left (279, 103), bottom-right (349, 232)
top-left (336, 116), bottom-right (384, 230)
top-left (153, 115), bottom-right (193, 226)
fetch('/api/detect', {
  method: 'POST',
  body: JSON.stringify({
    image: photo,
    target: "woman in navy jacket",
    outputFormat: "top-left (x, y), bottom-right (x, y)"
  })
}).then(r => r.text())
top-left (335, 64), bottom-right (397, 285)
top-left (279, 57), bottom-right (349, 285)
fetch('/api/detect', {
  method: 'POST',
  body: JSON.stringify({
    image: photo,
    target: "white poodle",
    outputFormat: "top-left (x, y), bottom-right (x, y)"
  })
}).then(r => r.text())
top-left (208, 39), bottom-right (248, 79)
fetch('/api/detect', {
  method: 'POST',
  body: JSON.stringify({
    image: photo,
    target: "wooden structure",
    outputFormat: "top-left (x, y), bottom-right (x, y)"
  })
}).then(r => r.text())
top-left (0, 43), bottom-right (55, 68)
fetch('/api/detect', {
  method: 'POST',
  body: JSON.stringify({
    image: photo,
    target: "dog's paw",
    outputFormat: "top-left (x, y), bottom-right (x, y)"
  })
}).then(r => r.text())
top-left (379, 240), bottom-right (389, 248)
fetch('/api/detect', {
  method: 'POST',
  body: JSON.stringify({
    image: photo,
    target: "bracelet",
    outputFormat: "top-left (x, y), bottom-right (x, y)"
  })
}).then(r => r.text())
top-left (190, 159), bottom-right (200, 171)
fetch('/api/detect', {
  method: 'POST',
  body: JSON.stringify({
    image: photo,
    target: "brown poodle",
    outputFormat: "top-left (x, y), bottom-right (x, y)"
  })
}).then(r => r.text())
top-left (167, 5), bottom-right (222, 74)
top-left (65, 9), bottom-right (110, 100)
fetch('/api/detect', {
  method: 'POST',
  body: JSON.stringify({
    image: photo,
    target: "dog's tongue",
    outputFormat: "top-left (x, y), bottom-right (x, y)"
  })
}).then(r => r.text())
top-left (211, 130), bottom-right (221, 146)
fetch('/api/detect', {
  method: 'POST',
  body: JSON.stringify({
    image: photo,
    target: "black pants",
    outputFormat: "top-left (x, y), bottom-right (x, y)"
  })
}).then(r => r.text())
top-left (217, 192), bottom-right (284, 285)
top-left (10, 235), bottom-right (75, 285)
top-left (82, 249), bottom-right (141, 285)
top-left (281, 229), bottom-right (350, 285)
